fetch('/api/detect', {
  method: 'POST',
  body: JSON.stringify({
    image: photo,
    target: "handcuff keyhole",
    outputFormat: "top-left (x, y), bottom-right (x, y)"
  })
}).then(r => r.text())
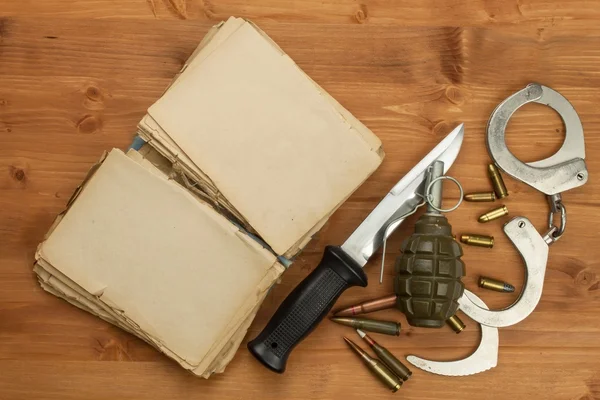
top-left (518, 221), bottom-right (526, 228)
top-left (577, 172), bottom-right (585, 181)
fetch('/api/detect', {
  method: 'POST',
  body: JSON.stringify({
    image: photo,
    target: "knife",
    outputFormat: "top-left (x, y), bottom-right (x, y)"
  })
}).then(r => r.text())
top-left (248, 124), bottom-right (465, 373)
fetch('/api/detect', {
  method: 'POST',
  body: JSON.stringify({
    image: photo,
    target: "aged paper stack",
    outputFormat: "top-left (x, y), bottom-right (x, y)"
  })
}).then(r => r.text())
top-left (35, 17), bottom-right (384, 377)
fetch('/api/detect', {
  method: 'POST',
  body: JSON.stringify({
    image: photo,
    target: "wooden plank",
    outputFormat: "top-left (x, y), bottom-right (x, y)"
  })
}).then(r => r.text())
top-left (1, 2), bottom-right (600, 400)
top-left (1, 0), bottom-right (600, 26)
top-left (0, 351), bottom-right (599, 400)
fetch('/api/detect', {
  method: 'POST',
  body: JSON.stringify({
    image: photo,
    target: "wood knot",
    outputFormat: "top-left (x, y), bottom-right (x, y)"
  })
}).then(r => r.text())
top-left (445, 86), bottom-right (465, 106)
top-left (575, 269), bottom-right (597, 288)
top-left (10, 167), bottom-right (25, 182)
top-left (8, 165), bottom-right (27, 187)
top-left (83, 86), bottom-right (105, 110)
top-left (86, 86), bottom-right (103, 102)
top-left (354, 4), bottom-right (369, 23)
top-left (14, 169), bottom-right (24, 181)
top-left (537, 28), bottom-right (546, 41)
top-left (432, 120), bottom-right (450, 137)
top-left (76, 115), bottom-right (102, 134)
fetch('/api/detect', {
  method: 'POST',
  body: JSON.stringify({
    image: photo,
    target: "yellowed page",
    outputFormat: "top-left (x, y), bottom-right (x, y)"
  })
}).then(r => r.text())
top-left (148, 20), bottom-right (382, 255)
top-left (38, 149), bottom-right (281, 367)
top-left (36, 149), bottom-right (284, 374)
top-left (248, 20), bottom-right (383, 153)
top-left (138, 17), bottom-right (246, 190)
top-left (35, 265), bottom-right (117, 323)
top-left (35, 258), bottom-right (160, 345)
top-left (189, 261), bottom-right (282, 373)
top-left (198, 288), bottom-right (270, 377)
top-left (37, 257), bottom-right (282, 375)
top-left (169, 16), bottom-right (246, 92)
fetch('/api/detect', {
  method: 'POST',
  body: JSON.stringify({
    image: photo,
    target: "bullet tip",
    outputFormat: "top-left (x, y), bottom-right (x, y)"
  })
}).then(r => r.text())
top-left (356, 329), bottom-right (366, 338)
top-left (343, 337), bottom-right (360, 350)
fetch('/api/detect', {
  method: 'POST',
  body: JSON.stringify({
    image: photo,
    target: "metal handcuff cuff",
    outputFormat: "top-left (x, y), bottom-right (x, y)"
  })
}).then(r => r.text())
top-left (458, 83), bottom-right (588, 327)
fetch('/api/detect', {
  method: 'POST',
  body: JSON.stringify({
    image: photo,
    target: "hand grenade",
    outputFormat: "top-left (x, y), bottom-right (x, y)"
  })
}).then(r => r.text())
top-left (393, 162), bottom-right (465, 328)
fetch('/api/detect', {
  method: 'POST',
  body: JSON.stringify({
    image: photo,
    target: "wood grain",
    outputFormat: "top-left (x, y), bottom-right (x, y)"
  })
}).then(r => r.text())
top-left (1, 1), bottom-right (599, 399)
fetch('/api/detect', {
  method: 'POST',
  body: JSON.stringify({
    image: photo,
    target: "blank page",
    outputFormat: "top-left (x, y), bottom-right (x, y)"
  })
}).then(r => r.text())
top-left (39, 149), bottom-right (280, 366)
top-left (148, 21), bottom-right (382, 255)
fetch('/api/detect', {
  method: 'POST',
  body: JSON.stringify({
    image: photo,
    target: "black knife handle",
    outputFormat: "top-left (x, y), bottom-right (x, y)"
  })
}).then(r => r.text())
top-left (247, 245), bottom-right (367, 373)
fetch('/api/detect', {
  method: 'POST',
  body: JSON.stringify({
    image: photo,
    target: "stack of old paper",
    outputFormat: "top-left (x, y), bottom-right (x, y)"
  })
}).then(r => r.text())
top-left (35, 16), bottom-right (384, 377)
top-left (35, 149), bottom-right (284, 377)
top-left (137, 16), bottom-right (384, 258)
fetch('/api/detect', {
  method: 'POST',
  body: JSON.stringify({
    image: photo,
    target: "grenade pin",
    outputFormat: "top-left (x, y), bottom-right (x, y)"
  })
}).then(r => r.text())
top-left (379, 161), bottom-right (464, 284)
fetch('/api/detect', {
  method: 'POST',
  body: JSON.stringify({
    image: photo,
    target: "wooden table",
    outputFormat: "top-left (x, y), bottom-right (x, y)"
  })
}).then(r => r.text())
top-left (1, 1), bottom-right (599, 399)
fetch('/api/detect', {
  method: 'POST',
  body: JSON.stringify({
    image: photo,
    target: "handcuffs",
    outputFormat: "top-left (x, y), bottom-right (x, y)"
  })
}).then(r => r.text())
top-left (408, 84), bottom-right (587, 377)
top-left (458, 83), bottom-right (588, 328)
top-left (404, 84), bottom-right (587, 377)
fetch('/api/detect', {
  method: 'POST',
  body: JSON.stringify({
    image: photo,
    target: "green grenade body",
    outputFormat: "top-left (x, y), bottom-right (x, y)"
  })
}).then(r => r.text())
top-left (394, 213), bottom-right (465, 328)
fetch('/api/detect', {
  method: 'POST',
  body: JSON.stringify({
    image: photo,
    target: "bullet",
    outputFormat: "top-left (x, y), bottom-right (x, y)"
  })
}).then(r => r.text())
top-left (488, 164), bottom-right (509, 199)
top-left (479, 276), bottom-right (515, 293)
top-left (446, 315), bottom-right (466, 334)
top-left (478, 205), bottom-right (508, 223)
top-left (460, 234), bottom-right (494, 248)
top-left (334, 294), bottom-right (398, 317)
top-left (344, 337), bottom-right (403, 392)
top-left (464, 191), bottom-right (497, 202)
top-left (331, 317), bottom-right (401, 336)
top-left (357, 329), bottom-right (412, 381)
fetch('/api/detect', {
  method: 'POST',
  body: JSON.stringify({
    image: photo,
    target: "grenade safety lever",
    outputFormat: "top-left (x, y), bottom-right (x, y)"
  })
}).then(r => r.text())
top-left (378, 161), bottom-right (463, 283)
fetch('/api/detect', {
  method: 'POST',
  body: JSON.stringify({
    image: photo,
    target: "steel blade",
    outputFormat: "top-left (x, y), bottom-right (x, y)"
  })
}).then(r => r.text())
top-left (341, 124), bottom-right (464, 267)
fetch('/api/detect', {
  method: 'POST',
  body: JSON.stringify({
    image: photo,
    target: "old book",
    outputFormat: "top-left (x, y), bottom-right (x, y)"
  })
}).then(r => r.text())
top-left (139, 16), bottom-right (384, 257)
top-left (36, 16), bottom-right (384, 377)
top-left (36, 149), bottom-right (284, 376)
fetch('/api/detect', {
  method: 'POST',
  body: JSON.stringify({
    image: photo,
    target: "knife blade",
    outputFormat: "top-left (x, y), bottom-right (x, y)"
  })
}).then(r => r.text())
top-left (342, 124), bottom-right (464, 266)
top-left (248, 124), bottom-right (465, 373)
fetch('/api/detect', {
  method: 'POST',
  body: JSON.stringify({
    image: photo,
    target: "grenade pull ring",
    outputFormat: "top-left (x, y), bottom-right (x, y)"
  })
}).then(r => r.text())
top-left (425, 175), bottom-right (463, 213)
top-left (379, 161), bottom-right (463, 283)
